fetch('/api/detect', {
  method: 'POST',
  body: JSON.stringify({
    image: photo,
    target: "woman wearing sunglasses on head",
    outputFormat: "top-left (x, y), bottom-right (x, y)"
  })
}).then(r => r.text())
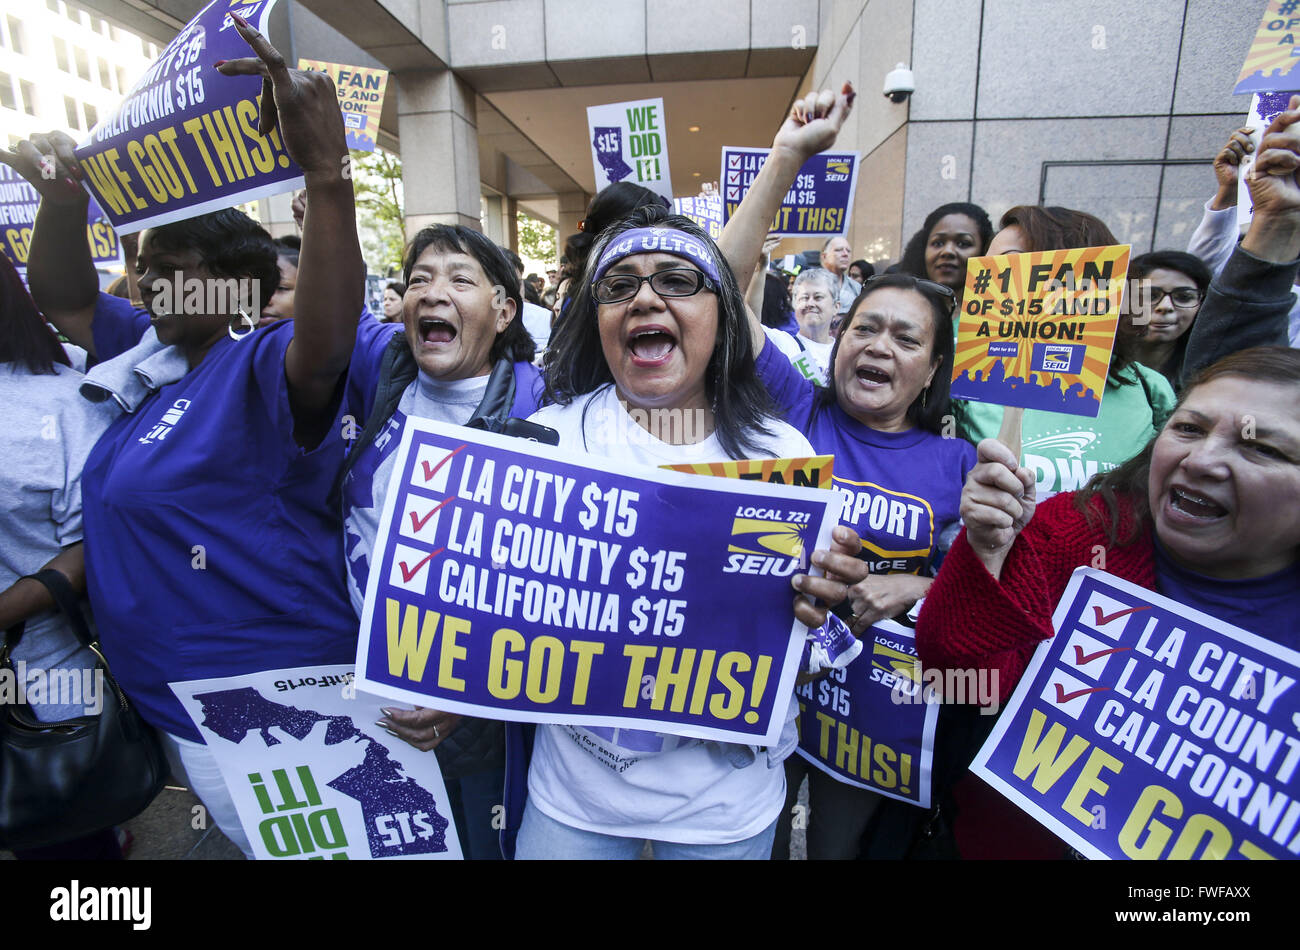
top-left (719, 84), bottom-right (978, 859)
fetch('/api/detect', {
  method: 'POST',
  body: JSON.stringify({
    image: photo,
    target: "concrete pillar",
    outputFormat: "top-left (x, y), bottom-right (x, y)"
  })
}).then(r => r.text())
top-left (505, 196), bottom-right (519, 252)
top-left (256, 191), bottom-right (301, 240)
top-left (395, 69), bottom-right (481, 235)
top-left (555, 190), bottom-right (589, 256)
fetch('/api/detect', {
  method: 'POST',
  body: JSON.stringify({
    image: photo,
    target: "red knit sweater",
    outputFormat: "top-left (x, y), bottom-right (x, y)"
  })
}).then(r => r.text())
top-left (917, 490), bottom-right (1156, 702)
top-left (914, 490), bottom-right (1157, 859)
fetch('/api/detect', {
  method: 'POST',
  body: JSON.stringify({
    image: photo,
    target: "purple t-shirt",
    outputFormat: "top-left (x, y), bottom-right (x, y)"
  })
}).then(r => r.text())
top-left (1154, 538), bottom-right (1300, 651)
top-left (756, 338), bottom-right (976, 575)
top-left (82, 297), bottom-right (381, 740)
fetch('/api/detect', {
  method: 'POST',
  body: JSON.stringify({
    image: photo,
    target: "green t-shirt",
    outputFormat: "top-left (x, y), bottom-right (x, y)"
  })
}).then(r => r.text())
top-left (954, 361), bottom-right (1175, 500)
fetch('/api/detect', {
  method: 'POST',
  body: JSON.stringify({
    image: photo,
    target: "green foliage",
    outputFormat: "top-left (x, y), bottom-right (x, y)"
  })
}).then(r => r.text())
top-left (517, 211), bottom-right (557, 267)
top-left (352, 148), bottom-right (406, 276)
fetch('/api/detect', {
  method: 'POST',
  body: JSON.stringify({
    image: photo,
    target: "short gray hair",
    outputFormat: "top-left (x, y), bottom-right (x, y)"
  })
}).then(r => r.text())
top-left (792, 267), bottom-right (836, 298)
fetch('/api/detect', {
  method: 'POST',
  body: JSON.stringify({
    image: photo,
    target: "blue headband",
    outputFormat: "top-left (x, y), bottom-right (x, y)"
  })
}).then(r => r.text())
top-left (590, 227), bottom-right (723, 287)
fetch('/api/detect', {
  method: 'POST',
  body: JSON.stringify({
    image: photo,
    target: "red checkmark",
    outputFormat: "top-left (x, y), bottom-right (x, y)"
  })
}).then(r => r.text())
top-left (1054, 682), bottom-right (1109, 704)
top-left (408, 496), bottom-right (455, 533)
top-left (1073, 644), bottom-right (1131, 665)
top-left (420, 443), bottom-right (466, 483)
top-left (1092, 603), bottom-right (1151, 626)
top-left (397, 548), bottom-right (444, 583)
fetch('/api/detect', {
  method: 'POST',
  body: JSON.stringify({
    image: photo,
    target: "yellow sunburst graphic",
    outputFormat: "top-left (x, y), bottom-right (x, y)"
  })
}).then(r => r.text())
top-left (952, 245), bottom-right (1129, 406)
top-left (1236, 2), bottom-right (1300, 91)
top-left (728, 518), bottom-right (804, 558)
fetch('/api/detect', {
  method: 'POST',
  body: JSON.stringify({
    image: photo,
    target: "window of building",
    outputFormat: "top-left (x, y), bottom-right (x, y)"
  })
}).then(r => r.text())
top-left (0, 73), bottom-right (16, 113)
top-left (83, 102), bottom-right (97, 128)
top-left (116, 66), bottom-right (128, 92)
top-left (46, 0), bottom-right (60, 13)
top-left (98, 57), bottom-right (112, 89)
top-left (53, 36), bottom-right (69, 72)
top-left (74, 47), bottom-right (90, 82)
top-left (64, 95), bottom-right (80, 130)
top-left (4, 15), bottom-right (23, 54)
top-left (19, 79), bottom-right (35, 116)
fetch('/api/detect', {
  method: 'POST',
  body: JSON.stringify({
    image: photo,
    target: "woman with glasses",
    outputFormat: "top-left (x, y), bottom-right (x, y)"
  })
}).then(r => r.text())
top-left (1119, 251), bottom-right (1211, 389)
top-left (513, 206), bottom-right (829, 859)
top-left (719, 84), bottom-right (979, 859)
top-left (954, 207), bottom-right (1178, 503)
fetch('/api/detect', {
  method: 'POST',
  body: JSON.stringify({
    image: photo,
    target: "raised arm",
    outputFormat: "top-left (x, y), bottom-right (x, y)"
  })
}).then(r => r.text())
top-left (1, 133), bottom-right (100, 354)
top-left (217, 13), bottom-right (363, 439)
top-left (719, 83), bottom-right (854, 356)
top-left (1181, 97), bottom-right (1300, 386)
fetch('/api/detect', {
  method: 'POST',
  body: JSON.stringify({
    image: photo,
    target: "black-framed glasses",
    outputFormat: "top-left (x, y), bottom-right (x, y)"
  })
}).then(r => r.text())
top-left (1146, 287), bottom-right (1202, 309)
top-left (863, 274), bottom-right (957, 314)
top-left (593, 268), bottom-right (716, 304)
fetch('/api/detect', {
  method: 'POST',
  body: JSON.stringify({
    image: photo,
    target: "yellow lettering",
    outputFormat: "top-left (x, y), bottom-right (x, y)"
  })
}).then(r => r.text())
top-left (127, 138), bottom-right (167, 202)
top-left (524, 636), bottom-right (564, 703)
top-left (158, 126), bottom-right (197, 194)
top-left (384, 599), bottom-right (438, 682)
top-left (708, 651), bottom-right (749, 720)
top-left (622, 644), bottom-right (657, 708)
top-left (183, 116), bottom-right (223, 186)
top-left (567, 640), bottom-right (604, 705)
top-left (1061, 747), bottom-right (1123, 826)
top-left (436, 614), bottom-right (469, 691)
top-left (1118, 784), bottom-right (1182, 859)
top-left (650, 647), bottom-right (696, 713)
top-left (487, 627), bottom-right (524, 700)
top-left (1011, 707), bottom-right (1092, 793)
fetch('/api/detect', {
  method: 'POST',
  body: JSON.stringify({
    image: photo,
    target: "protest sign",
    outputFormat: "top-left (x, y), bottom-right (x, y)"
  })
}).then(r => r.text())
top-left (659, 454), bottom-right (833, 490)
top-left (354, 419), bottom-right (840, 746)
top-left (950, 245), bottom-right (1130, 418)
top-left (298, 60), bottom-right (388, 152)
top-left (1235, 1), bottom-right (1300, 95)
top-left (719, 147), bottom-right (860, 238)
top-left (1237, 92), bottom-right (1297, 230)
top-left (587, 98), bottom-right (672, 201)
top-left (0, 166), bottom-right (121, 283)
top-left (795, 619), bottom-right (940, 807)
top-left (971, 568), bottom-right (1300, 860)
top-left (673, 193), bottom-right (723, 240)
top-left (172, 665), bottom-right (463, 860)
top-left (75, 0), bottom-right (303, 234)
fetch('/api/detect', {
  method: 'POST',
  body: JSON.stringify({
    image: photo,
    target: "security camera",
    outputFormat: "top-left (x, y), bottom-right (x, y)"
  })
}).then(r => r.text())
top-left (883, 63), bottom-right (915, 103)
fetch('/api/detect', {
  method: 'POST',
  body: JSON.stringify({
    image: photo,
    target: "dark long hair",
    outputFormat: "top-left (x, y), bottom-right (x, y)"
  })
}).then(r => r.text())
top-left (0, 253), bottom-right (70, 374)
top-left (1074, 346), bottom-right (1300, 545)
top-left (813, 274), bottom-right (956, 434)
top-left (564, 183), bottom-right (672, 293)
top-left (899, 202), bottom-right (993, 280)
top-left (544, 205), bottom-right (778, 459)
top-left (145, 209), bottom-right (280, 310)
top-left (402, 225), bottom-right (534, 364)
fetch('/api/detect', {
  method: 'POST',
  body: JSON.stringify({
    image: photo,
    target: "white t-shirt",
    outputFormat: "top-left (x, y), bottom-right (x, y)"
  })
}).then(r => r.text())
top-left (521, 301), bottom-right (553, 353)
top-left (762, 326), bottom-right (829, 385)
top-left (524, 385), bottom-right (814, 844)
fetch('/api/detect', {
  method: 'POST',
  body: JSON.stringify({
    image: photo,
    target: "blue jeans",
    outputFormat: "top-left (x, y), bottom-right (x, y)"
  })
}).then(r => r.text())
top-left (515, 799), bottom-right (778, 860)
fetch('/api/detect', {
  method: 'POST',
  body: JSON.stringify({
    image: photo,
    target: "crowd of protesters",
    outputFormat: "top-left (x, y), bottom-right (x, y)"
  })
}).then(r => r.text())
top-left (2, 17), bottom-right (1297, 862)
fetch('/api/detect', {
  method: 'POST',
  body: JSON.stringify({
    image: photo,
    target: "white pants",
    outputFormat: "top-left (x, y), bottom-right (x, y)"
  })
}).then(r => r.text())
top-left (161, 731), bottom-right (254, 858)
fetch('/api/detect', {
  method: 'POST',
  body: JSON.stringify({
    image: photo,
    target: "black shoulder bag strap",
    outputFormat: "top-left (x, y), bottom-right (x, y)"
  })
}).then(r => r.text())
top-left (2, 569), bottom-right (94, 660)
top-left (330, 333), bottom-right (419, 510)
